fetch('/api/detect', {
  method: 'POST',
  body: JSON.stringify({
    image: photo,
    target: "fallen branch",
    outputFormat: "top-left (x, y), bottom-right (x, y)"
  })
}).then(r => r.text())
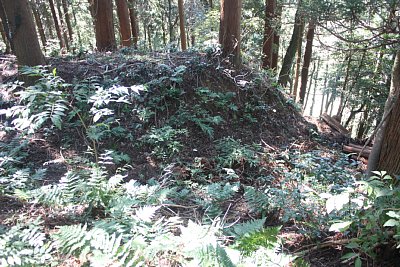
top-left (294, 238), bottom-right (354, 256)
top-left (321, 113), bottom-right (350, 135)
top-left (343, 144), bottom-right (371, 158)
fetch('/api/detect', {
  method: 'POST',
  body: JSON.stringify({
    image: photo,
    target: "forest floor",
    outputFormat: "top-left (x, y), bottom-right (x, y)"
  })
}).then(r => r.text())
top-left (0, 51), bottom-right (398, 266)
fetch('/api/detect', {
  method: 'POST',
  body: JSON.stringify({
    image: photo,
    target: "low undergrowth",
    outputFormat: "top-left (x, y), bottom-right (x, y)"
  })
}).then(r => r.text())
top-left (0, 53), bottom-right (398, 266)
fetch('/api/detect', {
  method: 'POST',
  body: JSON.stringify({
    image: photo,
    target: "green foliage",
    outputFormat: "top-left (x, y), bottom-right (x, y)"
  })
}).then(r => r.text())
top-left (325, 171), bottom-right (400, 263)
top-left (215, 137), bottom-right (260, 168)
top-left (140, 126), bottom-right (188, 159)
top-left (235, 226), bottom-right (281, 256)
top-left (0, 220), bottom-right (53, 266)
top-left (5, 67), bottom-right (69, 133)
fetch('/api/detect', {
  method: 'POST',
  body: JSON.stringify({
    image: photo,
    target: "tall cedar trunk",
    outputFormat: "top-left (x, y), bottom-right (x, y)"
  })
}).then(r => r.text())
top-left (309, 58), bottom-right (320, 115)
top-left (368, 50), bottom-right (400, 175)
top-left (39, 0), bottom-right (54, 39)
top-left (161, 11), bottom-right (166, 45)
top-left (0, 1), bottom-right (14, 53)
top-left (292, 20), bottom-right (304, 99)
top-left (178, 0), bottom-right (186, 50)
top-left (115, 0), bottom-right (132, 47)
top-left (298, 20), bottom-right (315, 105)
top-left (61, 0), bottom-right (73, 42)
top-left (0, 17), bottom-right (11, 53)
top-left (94, 0), bottom-right (116, 51)
top-left (356, 110), bottom-right (366, 139)
top-left (278, 0), bottom-right (302, 87)
top-left (303, 60), bottom-right (315, 112)
top-left (209, 0), bottom-right (213, 8)
top-left (319, 61), bottom-right (329, 116)
top-left (128, 0), bottom-right (138, 49)
top-left (70, 1), bottom-right (82, 47)
top-left (219, 0), bottom-right (242, 67)
top-left (147, 25), bottom-right (152, 50)
top-left (271, 3), bottom-right (281, 70)
top-left (335, 52), bottom-right (353, 120)
top-left (262, 0), bottom-right (275, 68)
top-left (342, 50), bottom-right (367, 117)
top-left (30, 0), bottom-right (47, 48)
top-left (168, 0), bottom-right (174, 43)
top-left (2, 0), bottom-right (45, 67)
top-left (49, 0), bottom-right (65, 50)
top-left (55, 0), bottom-right (69, 50)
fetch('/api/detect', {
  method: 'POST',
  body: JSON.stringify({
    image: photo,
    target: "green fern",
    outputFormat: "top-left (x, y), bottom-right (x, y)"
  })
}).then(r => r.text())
top-left (0, 220), bottom-right (54, 266)
top-left (244, 186), bottom-right (270, 213)
top-left (226, 218), bottom-right (266, 239)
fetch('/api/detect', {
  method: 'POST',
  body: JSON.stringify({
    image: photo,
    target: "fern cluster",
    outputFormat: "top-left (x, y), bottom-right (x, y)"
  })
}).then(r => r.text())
top-left (0, 220), bottom-right (53, 266)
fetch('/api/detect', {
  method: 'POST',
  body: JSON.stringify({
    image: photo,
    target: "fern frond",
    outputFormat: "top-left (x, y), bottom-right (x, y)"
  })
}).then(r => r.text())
top-left (226, 218), bottom-right (266, 239)
top-left (244, 186), bottom-right (269, 212)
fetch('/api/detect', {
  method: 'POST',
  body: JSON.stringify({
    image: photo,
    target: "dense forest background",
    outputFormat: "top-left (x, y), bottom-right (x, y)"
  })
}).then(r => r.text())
top-left (0, 0), bottom-right (399, 266)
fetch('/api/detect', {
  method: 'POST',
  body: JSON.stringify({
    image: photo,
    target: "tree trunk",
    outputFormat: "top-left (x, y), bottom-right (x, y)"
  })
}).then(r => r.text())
top-left (339, 50), bottom-right (367, 119)
top-left (0, 16), bottom-right (11, 53)
top-left (61, 0), bottom-right (73, 42)
top-left (219, 0), bottom-right (242, 67)
top-left (147, 25), bottom-right (152, 50)
top-left (30, 0), bottom-right (47, 48)
top-left (93, 0), bottom-right (116, 51)
top-left (262, 0), bottom-right (275, 69)
top-left (309, 58), bottom-right (320, 116)
top-left (39, 0), bottom-right (54, 39)
top-left (303, 60), bottom-right (315, 113)
top-left (55, 0), bottom-right (69, 51)
top-left (298, 19), bottom-right (315, 105)
top-left (168, 0), bottom-right (174, 43)
top-left (128, 0), bottom-right (138, 49)
top-left (2, 0), bottom-right (45, 67)
top-left (271, 3), bottom-right (281, 70)
top-left (70, 0), bottom-right (82, 48)
top-left (368, 50), bottom-right (400, 175)
top-left (356, 108), bottom-right (369, 139)
top-left (278, 0), bottom-right (302, 87)
top-left (335, 52), bottom-right (352, 120)
top-left (49, 0), bottom-right (65, 50)
top-left (0, 1), bottom-right (14, 53)
top-left (292, 20), bottom-right (304, 99)
top-left (115, 0), bottom-right (132, 47)
top-left (178, 0), bottom-right (186, 50)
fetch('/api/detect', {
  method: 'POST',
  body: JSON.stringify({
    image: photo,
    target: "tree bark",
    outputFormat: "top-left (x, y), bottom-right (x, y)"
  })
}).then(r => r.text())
top-left (219, 0), bottom-right (242, 67)
top-left (303, 60), bottom-right (315, 112)
top-left (93, 0), bottom-right (116, 51)
top-left (368, 50), bottom-right (400, 175)
top-left (0, 1), bottom-right (14, 53)
top-left (168, 0), bottom-right (174, 43)
top-left (262, 0), bottom-right (275, 69)
top-left (39, 0), bottom-right (54, 39)
top-left (1, 0), bottom-right (45, 67)
top-left (271, 3), bottom-right (281, 70)
top-left (128, 0), bottom-right (138, 49)
top-left (55, 0), bottom-right (69, 51)
top-left (48, 0), bottom-right (65, 50)
top-left (178, 0), bottom-right (186, 50)
top-left (278, 0), bottom-right (302, 87)
top-left (115, 0), bottom-right (132, 47)
top-left (0, 16), bottom-right (11, 53)
top-left (292, 20), bottom-right (304, 98)
top-left (70, 0), bottom-right (82, 47)
top-left (298, 19), bottom-right (315, 105)
top-left (30, 0), bottom-right (47, 48)
top-left (61, 0), bottom-right (73, 42)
